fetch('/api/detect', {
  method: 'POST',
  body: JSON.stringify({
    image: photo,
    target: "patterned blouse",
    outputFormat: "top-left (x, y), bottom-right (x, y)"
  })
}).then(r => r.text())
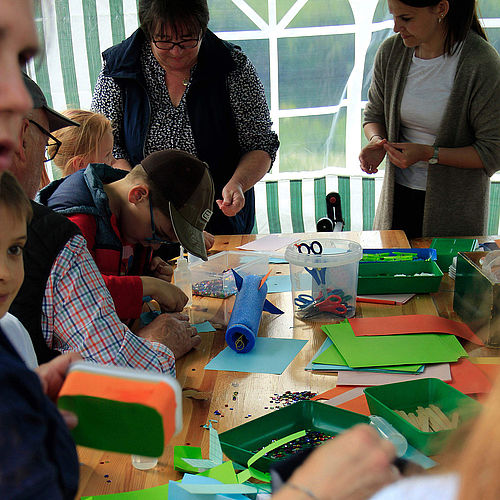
top-left (91, 40), bottom-right (279, 166)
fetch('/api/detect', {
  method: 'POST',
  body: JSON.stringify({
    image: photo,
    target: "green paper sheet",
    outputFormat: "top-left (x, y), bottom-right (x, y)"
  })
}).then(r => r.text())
top-left (314, 340), bottom-right (423, 373)
top-left (81, 484), bottom-right (169, 499)
top-left (322, 321), bottom-right (467, 368)
top-left (198, 461), bottom-right (238, 483)
top-left (174, 445), bottom-right (202, 473)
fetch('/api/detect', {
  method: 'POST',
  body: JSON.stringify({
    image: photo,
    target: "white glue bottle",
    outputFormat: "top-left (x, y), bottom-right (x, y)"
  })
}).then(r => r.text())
top-left (131, 455), bottom-right (158, 470)
top-left (174, 247), bottom-right (192, 307)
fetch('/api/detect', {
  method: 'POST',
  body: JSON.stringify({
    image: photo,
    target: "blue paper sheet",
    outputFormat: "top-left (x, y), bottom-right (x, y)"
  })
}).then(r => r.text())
top-left (205, 337), bottom-right (308, 374)
top-left (194, 321), bottom-right (216, 333)
top-left (169, 474), bottom-right (252, 500)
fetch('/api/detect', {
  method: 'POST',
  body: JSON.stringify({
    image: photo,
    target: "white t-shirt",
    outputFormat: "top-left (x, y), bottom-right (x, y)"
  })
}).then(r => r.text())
top-left (369, 473), bottom-right (459, 500)
top-left (396, 46), bottom-right (462, 190)
top-left (0, 313), bottom-right (38, 370)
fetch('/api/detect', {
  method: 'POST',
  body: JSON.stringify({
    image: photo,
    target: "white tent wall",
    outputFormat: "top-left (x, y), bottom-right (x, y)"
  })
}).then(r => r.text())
top-left (30, 0), bottom-right (500, 234)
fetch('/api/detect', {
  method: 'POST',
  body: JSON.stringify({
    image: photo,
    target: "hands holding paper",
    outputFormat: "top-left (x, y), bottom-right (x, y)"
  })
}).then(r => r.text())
top-left (274, 425), bottom-right (399, 500)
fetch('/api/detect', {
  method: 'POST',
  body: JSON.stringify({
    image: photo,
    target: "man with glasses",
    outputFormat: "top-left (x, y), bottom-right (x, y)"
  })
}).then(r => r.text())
top-left (9, 74), bottom-right (201, 374)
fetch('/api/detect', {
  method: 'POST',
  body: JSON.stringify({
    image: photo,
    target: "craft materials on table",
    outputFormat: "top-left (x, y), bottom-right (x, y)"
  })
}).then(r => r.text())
top-left (236, 234), bottom-right (299, 252)
top-left (205, 337), bottom-right (308, 375)
top-left (224, 270), bottom-right (283, 353)
top-left (349, 315), bottom-right (484, 346)
top-left (396, 405), bottom-right (459, 433)
top-left (285, 238), bottom-right (362, 322)
top-left (321, 320), bottom-right (468, 368)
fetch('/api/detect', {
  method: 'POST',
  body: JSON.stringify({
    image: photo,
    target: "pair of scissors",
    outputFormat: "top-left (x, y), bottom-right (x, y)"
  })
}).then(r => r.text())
top-left (296, 240), bottom-right (323, 256)
top-left (302, 294), bottom-right (353, 319)
top-left (296, 241), bottom-right (328, 296)
top-left (294, 294), bottom-right (315, 309)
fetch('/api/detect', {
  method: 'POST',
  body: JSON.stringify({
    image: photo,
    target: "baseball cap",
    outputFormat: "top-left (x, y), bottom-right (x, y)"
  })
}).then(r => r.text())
top-left (22, 73), bottom-right (79, 132)
top-left (141, 150), bottom-right (214, 261)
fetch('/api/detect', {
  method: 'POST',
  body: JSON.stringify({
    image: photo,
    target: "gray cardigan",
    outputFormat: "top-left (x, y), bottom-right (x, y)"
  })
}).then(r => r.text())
top-left (364, 32), bottom-right (500, 237)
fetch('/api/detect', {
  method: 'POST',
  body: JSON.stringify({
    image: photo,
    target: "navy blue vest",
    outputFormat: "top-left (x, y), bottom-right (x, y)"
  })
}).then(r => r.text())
top-left (102, 29), bottom-right (254, 234)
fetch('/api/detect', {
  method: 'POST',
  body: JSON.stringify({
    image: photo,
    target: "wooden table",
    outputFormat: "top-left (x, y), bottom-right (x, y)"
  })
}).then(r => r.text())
top-left (76, 230), bottom-right (491, 496)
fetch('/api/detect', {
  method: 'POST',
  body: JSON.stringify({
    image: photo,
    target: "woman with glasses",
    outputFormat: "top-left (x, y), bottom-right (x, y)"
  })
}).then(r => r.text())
top-left (91, 0), bottom-right (279, 236)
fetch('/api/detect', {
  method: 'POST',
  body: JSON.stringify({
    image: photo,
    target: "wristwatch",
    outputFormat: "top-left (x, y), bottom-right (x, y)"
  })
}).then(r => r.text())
top-left (428, 146), bottom-right (439, 164)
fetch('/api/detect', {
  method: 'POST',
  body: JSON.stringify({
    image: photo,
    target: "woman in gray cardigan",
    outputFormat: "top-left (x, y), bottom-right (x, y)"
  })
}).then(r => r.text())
top-left (360, 0), bottom-right (500, 239)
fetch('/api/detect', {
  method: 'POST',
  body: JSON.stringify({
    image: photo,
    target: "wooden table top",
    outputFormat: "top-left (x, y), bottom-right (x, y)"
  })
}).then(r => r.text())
top-left (76, 230), bottom-right (497, 496)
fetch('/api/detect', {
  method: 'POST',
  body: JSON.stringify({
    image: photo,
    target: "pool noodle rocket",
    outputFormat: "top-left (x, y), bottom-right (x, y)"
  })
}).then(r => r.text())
top-left (225, 270), bottom-right (283, 353)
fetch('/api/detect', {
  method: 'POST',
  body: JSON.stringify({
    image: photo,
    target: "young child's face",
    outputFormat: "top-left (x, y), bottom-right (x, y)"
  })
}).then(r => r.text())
top-left (88, 130), bottom-right (114, 166)
top-left (0, 204), bottom-right (27, 318)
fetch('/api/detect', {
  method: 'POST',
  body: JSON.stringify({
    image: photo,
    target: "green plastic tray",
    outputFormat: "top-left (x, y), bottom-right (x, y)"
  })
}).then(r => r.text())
top-left (364, 378), bottom-right (481, 455)
top-left (357, 260), bottom-right (443, 294)
top-left (430, 238), bottom-right (477, 272)
top-left (219, 400), bottom-right (368, 471)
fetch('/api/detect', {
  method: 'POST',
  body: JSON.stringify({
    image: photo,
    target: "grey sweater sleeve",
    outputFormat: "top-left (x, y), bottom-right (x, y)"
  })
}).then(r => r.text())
top-left (465, 40), bottom-right (500, 177)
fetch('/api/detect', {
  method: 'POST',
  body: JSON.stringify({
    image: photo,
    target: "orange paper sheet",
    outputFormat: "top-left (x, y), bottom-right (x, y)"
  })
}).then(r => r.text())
top-left (313, 386), bottom-right (370, 416)
top-left (350, 315), bottom-right (484, 346)
top-left (448, 358), bottom-right (492, 394)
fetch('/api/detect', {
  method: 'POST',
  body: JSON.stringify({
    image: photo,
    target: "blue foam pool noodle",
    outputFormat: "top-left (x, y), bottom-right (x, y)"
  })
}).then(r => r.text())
top-left (225, 271), bottom-right (282, 353)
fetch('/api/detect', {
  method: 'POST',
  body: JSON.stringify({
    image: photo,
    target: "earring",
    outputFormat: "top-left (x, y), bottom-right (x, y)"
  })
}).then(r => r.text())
top-left (438, 15), bottom-right (443, 23)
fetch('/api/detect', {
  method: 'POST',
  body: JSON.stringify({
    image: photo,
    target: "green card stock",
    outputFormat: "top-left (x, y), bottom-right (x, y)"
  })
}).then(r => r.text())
top-left (310, 338), bottom-right (424, 373)
top-left (81, 484), bottom-right (169, 499)
top-left (174, 445), bottom-right (203, 473)
top-left (322, 321), bottom-right (467, 368)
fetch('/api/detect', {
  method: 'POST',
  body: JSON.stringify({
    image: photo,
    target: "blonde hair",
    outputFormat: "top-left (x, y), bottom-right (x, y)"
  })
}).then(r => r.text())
top-left (49, 109), bottom-right (112, 177)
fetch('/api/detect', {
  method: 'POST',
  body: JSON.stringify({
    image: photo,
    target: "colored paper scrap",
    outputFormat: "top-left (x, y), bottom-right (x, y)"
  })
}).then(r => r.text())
top-left (174, 446), bottom-right (203, 473)
top-left (336, 363), bottom-right (451, 386)
top-left (194, 321), bottom-right (216, 333)
top-left (349, 315), bottom-right (484, 346)
top-left (198, 461), bottom-right (238, 484)
top-left (448, 358), bottom-right (493, 394)
top-left (356, 294), bottom-right (415, 305)
top-left (205, 337), bottom-right (307, 375)
top-left (237, 235), bottom-right (298, 252)
top-left (140, 310), bottom-right (160, 326)
top-left (309, 338), bottom-right (424, 373)
top-left (183, 424), bottom-right (223, 470)
top-left (169, 474), bottom-right (252, 500)
top-left (322, 320), bottom-right (468, 368)
top-left (81, 484), bottom-right (169, 499)
top-left (245, 430), bottom-right (307, 483)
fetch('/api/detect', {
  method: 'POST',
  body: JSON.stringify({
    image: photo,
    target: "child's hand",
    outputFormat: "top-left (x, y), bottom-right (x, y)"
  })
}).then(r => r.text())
top-left (203, 231), bottom-right (215, 250)
top-left (150, 256), bottom-right (173, 282)
top-left (141, 277), bottom-right (188, 312)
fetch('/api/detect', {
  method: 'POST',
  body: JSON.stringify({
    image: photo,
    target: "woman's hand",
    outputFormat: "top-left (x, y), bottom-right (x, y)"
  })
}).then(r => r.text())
top-left (274, 425), bottom-right (399, 500)
top-left (216, 180), bottom-right (245, 217)
top-left (359, 137), bottom-right (387, 174)
top-left (384, 142), bottom-right (433, 169)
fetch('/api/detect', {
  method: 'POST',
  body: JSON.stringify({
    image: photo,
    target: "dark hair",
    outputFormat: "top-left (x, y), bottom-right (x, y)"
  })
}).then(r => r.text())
top-left (138, 0), bottom-right (209, 40)
top-left (400, 0), bottom-right (487, 55)
top-left (0, 171), bottom-right (33, 224)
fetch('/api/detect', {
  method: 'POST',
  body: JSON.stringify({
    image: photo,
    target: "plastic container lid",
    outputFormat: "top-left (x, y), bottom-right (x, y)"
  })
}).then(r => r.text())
top-left (285, 239), bottom-right (362, 268)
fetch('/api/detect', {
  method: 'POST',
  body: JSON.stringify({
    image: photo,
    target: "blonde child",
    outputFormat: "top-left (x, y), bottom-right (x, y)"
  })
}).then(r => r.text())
top-left (49, 109), bottom-right (114, 177)
top-left (0, 171), bottom-right (38, 369)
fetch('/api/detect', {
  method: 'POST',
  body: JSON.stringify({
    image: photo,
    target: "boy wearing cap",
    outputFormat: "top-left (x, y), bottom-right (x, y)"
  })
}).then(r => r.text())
top-left (37, 149), bottom-right (215, 322)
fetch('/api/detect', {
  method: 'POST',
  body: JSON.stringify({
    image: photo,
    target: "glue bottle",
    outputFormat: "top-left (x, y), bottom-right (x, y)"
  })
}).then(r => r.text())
top-left (131, 455), bottom-right (158, 470)
top-left (174, 247), bottom-right (192, 307)
top-left (369, 415), bottom-right (408, 457)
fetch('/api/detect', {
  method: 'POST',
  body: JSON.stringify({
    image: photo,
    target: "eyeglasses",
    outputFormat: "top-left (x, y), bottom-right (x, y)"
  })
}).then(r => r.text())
top-left (144, 198), bottom-right (171, 246)
top-left (28, 119), bottom-right (62, 163)
top-left (152, 31), bottom-right (202, 51)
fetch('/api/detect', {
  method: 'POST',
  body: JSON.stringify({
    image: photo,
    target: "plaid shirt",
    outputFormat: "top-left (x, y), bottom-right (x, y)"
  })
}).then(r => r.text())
top-left (41, 235), bottom-right (175, 376)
